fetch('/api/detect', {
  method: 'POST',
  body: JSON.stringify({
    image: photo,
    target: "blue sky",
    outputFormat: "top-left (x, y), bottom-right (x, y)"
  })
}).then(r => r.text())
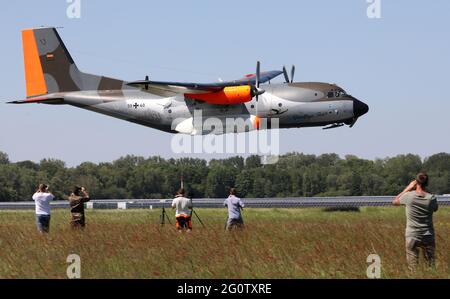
top-left (0, 0), bottom-right (449, 166)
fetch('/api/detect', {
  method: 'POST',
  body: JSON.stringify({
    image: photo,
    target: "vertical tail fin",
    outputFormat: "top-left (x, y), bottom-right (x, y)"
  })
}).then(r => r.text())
top-left (22, 27), bottom-right (124, 98)
top-left (22, 27), bottom-right (82, 97)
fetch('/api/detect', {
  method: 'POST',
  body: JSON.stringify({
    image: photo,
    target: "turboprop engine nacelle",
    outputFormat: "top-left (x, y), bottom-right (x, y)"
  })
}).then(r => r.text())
top-left (185, 86), bottom-right (252, 105)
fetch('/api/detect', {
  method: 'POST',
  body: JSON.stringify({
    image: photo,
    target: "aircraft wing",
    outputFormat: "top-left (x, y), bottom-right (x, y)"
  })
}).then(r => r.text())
top-left (127, 70), bottom-right (283, 95)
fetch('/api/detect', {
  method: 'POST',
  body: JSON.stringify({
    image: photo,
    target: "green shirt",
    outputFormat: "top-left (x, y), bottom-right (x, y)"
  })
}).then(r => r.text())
top-left (400, 191), bottom-right (438, 238)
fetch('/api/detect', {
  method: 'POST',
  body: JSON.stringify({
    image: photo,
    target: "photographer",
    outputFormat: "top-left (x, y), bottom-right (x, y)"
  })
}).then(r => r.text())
top-left (224, 188), bottom-right (245, 230)
top-left (68, 186), bottom-right (90, 229)
top-left (32, 184), bottom-right (54, 233)
top-left (392, 172), bottom-right (439, 270)
top-left (171, 188), bottom-right (193, 232)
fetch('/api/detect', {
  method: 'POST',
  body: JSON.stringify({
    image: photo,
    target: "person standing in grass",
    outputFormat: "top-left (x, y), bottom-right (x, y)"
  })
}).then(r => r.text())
top-left (32, 184), bottom-right (54, 234)
top-left (392, 172), bottom-right (439, 271)
top-left (68, 186), bottom-right (90, 229)
top-left (171, 188), bottom-right (193, 232)
top-left (224, 188), bottom-right (245, 230)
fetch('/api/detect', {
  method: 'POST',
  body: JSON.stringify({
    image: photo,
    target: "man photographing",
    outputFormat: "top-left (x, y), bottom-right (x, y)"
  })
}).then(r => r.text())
top-left (171, 188), bottom-right (193, 232)
top-left (392, 172), bottom-right (439, 270)
top-left (68, 186), bottom-right (90, 229)
top-left (224, 188), bottom-right (245, 230)
top-left (32, 184), bottom-right (54, 233)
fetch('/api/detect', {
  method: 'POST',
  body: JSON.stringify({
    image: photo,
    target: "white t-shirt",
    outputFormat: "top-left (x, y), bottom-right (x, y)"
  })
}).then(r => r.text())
top-left (171, 196), bottom-right (192, 217)
top-left (32, 192), bottom-right (54, 215)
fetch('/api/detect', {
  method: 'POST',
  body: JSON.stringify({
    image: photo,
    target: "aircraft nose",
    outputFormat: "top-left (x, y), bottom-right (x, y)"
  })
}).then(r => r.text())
top-left (353, 98), bottom-right (369, 118)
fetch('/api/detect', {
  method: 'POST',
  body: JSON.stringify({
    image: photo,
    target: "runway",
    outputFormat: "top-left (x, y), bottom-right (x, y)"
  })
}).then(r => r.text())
top-left (1, 196), bottom-right (449, 210)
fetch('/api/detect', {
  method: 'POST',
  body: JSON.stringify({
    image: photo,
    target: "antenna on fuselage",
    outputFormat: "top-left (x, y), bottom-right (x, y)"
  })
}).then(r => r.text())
top-left (144, 75), bottom-right (149, 90)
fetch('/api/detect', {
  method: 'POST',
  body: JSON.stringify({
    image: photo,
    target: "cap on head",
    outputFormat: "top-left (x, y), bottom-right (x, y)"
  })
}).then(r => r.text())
top-left (416, 172), bottom-right (429, 188)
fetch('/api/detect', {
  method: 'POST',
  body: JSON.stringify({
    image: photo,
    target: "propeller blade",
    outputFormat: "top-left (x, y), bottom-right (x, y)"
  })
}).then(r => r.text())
top-left (282, 66), bottom-right (290, 83)
top-left (290, 65), bottom-right (295, 83)
top-left (254, 61), bottom-right (265, 119)
top-left (256, 61), bottom-right (261, 89)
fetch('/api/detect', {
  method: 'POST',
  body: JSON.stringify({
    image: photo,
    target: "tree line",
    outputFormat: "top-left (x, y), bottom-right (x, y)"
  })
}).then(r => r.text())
top-left (0, 151), bottom-right (449, 201)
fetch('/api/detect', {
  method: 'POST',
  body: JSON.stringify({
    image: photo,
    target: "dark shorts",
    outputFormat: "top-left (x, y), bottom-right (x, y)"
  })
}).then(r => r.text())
top-left (176, 215), bottom-right (192, 230)
top-left (226, 217), bottom-right (244, 230)
top-left (36, 214), bottom-right (51, 233)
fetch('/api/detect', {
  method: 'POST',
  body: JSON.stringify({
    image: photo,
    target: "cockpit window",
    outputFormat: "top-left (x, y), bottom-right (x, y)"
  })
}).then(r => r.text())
top-left (327, 90), bottom-right (347, 98)
top-left (336, 90), bottom-right (347, 97)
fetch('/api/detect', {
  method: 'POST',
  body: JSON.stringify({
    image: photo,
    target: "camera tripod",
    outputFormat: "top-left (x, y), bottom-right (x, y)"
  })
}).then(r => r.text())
top-left (159, 198), bottom-right (206, 228)
top-left (159, 202), bottom-right (172, 226)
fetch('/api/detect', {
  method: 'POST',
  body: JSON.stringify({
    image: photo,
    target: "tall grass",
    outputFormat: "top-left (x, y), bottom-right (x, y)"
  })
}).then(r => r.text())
top-left (0, 207), bottom-right (449, 278)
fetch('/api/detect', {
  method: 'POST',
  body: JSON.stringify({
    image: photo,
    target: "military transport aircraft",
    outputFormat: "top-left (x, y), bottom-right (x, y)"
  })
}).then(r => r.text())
top-left (8, 27), bottom-right (369, 135)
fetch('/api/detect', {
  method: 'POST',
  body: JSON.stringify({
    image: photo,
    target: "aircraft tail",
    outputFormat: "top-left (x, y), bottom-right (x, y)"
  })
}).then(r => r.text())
top-left (21, 27), bottom-right (123, 99)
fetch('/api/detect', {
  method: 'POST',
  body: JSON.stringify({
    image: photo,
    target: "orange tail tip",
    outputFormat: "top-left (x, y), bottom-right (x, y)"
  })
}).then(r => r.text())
top-left (22, 29), bottom-right (47, 98)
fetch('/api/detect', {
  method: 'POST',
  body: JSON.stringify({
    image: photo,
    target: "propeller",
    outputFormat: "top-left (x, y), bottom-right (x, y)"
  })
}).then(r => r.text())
top-left (250, 61), bottom-right (265, 123)
top-left (250, 61), bottom-right (265, 100)
top-left (282, 65), bottom-right (296, 83)
top-left (256, 61), bottom-right (260, 87)
top-left (256, 60), bottom-right (261, 94)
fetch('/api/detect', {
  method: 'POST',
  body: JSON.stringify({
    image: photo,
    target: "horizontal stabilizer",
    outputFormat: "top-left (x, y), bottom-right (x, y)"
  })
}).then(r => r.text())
top-left (7, 96), bottom-right (64, 105)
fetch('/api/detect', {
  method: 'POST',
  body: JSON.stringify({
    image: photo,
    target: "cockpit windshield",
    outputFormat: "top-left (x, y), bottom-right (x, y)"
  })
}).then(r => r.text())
top-left (327, 90), bottom-right (348, 98)
top-left (336, 90), bottom-right (347, 97)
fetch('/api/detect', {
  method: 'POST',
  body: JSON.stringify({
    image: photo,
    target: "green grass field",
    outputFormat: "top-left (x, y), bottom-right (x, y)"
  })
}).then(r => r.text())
top-left (0, 207), bottom-right (449, 279)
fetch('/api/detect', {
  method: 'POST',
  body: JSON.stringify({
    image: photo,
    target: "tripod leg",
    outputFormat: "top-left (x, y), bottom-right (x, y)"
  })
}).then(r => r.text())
top-left (193, 209), bottom-right (205, 228)
top-left (165, 211), bottom-right (172, 224)
top-left (160, 207), bottom-right (166, 226)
